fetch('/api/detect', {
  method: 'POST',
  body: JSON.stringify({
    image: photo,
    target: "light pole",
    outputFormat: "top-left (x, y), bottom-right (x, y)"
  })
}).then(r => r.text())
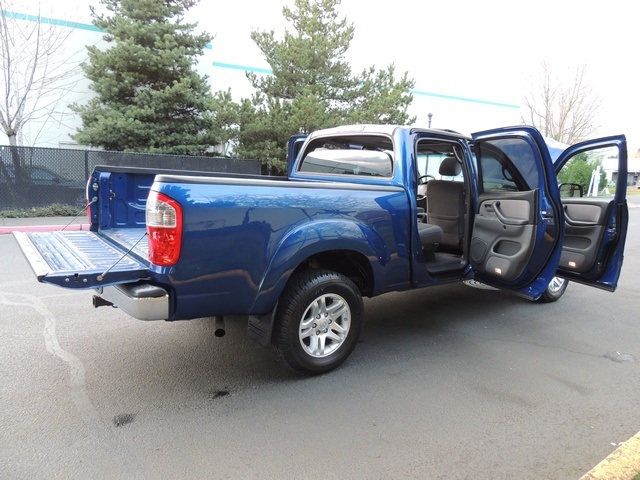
top-left (428, 113), bottom-right (433, 128)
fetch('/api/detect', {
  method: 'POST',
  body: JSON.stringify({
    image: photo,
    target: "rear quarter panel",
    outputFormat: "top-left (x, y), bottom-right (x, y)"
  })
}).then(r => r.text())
top-left (150, 177), bottom-right (411, 319)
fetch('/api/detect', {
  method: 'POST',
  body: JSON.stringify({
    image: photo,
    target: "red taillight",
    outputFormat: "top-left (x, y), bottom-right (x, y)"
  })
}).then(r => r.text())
top-left (146, 191), bottom-right (183, 266)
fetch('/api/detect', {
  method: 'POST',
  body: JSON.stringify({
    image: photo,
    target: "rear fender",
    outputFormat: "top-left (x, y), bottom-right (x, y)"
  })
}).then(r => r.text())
top-left (249, 220), bottom-right (386, 314)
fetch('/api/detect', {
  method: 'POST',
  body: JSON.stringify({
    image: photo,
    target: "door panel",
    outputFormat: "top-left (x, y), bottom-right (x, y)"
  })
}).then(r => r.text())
top-left (564, 201), bottom-right (609, 225)
top-left (553, 136), bottom-right (628, 290)
top-left (471, 192), bottom-right (537, 281)
top-left (559, 199), bottom-right (611, 274)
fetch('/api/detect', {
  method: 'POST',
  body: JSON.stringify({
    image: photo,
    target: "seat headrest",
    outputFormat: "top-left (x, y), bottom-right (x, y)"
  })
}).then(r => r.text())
top-left (439, 157), bottom-right (461, 177)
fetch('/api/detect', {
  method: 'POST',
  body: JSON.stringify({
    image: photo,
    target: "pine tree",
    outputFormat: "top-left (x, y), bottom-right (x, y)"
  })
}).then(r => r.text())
top-left (71, 0), bottom-right (216, 155)
top-left (220, 0), bottom-right (415, 175)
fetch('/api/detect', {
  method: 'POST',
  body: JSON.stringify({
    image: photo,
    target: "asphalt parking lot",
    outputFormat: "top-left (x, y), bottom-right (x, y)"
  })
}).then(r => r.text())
top-left (1, 205), bottom-right (639, 479)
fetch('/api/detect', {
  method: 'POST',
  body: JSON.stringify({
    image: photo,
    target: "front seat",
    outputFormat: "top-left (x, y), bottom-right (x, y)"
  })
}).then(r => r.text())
top-left (425, 157), bottom-right (465, 250)
top-left (417, 222), bottom-right (442, 252)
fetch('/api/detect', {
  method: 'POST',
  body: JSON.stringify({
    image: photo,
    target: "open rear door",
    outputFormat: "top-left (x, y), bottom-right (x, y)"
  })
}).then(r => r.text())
top-left (469, 126), bottom-right (564, 299)
top-left (553, 135), bottom-right (628, 291)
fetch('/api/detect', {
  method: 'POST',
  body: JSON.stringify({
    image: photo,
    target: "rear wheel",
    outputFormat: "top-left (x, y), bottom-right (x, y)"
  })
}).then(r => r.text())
top-left (273, 269), bottom-right (363, 375)
top-left (538, 276), bottom-right (568, 303)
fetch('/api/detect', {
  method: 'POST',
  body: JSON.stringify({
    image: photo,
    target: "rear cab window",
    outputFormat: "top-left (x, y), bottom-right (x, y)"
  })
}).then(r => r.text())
top-left (298, 135), bottom-right (394, 178)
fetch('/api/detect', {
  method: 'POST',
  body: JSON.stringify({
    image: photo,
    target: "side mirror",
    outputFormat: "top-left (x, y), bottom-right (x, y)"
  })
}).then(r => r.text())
top-left (559, 183), bottom-right (583, 198)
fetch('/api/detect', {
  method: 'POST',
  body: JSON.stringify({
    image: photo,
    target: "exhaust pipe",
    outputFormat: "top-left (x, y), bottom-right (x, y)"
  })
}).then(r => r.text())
top-left (214, 316), bottom-right (226, 338)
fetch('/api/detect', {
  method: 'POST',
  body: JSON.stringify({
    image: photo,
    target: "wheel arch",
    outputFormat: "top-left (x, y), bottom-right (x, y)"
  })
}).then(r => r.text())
top-left (249, 220), bottom-right (385, 315)
top-left (293, 249), bottom-right (375, 296)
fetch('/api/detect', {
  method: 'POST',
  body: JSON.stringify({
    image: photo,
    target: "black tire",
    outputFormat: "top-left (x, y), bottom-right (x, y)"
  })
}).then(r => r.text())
top-left (273, 269), bottom-right (364, 375)
top-left (537, 276), bottom-right (569, 303)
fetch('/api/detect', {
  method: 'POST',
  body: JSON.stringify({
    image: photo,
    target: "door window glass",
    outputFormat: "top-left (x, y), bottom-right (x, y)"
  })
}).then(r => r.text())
top-left (476, 138), bottom-right (539, 192)
top-left (557, 146), bottom-right (617, 198)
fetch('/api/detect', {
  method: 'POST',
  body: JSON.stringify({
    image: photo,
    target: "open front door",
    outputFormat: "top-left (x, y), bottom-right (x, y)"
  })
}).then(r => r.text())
top-left (469, 127), bottom-right (563, 299)
top-left (553, 135), bottom-right (628, 291)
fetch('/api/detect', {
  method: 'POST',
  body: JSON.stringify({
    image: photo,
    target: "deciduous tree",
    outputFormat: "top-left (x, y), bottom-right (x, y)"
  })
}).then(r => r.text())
top-left (522, 61), bottom-right (600, 144)
top-left (0, 0), bottom-right (80, 205)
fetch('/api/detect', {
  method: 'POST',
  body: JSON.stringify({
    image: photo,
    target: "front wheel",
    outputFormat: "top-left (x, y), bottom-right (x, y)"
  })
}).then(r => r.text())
top-left (273, 269), bottom-right (364, 375)
top-left (537, 276), bottom-right (569, 303)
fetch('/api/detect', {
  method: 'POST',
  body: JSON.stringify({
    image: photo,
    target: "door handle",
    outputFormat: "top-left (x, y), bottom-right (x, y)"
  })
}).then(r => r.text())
top-left (563, 206), bottom-right (596, 226)
top-left (493, 201), bottom-right (528, 225)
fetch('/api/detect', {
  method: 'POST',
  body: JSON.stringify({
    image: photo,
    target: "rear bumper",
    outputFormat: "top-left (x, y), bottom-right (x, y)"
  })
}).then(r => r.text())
top-left (95, 283), bottom-right (169, 321)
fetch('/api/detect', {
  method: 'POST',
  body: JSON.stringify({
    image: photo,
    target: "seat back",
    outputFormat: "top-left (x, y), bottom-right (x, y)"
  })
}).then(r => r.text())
top-left (425, 157), bottom-right (465, 249)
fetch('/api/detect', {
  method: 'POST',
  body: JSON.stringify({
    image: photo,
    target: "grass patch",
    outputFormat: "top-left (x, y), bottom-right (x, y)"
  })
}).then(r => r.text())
top-left (0, 203), bottom-right (81, 218)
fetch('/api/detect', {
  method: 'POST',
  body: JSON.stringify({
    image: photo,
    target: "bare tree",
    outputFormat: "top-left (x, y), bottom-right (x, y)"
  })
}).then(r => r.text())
top-left (522, 61), bottom-right (601, 144)
top-left (1, 2), bottom-right (80, 146)
top-left (0, 1), bottom-right (80, 205)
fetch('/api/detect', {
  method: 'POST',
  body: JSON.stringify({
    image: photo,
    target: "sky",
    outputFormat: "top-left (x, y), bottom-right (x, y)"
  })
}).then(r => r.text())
top-left (14, 0), bottom-right (640, 152)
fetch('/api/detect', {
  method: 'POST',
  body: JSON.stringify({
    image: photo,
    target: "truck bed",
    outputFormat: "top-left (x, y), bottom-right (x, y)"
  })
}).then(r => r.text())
top-left (103, 228), bottom-right (149, 258)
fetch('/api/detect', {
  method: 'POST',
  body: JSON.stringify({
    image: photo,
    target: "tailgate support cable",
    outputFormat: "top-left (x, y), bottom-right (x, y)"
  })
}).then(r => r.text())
top-left (96, 232), bottom-right (148, 283)
top-left (61, 196), bottom-right (98, 231)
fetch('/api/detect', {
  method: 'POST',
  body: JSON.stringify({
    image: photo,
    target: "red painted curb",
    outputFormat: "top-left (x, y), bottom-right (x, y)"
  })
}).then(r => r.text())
top-left (0, 224), bottom-right (91, 235)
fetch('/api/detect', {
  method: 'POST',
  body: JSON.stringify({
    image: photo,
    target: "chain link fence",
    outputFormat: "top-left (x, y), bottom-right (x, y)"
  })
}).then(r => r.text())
top-left (0, 145), bottom-right (261, 211)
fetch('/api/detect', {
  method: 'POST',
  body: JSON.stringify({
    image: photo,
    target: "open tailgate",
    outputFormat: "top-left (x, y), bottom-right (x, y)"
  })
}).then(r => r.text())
top-left (13, 230), bottom-right (150, 289)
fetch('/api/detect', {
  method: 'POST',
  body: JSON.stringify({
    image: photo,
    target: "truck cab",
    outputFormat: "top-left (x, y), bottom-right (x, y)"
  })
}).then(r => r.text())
top-left (289, 125), bottom-right (628, 298)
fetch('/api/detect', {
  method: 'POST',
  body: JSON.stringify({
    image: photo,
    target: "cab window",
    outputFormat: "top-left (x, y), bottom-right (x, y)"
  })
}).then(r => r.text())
top-left (298, 135), bottom-right (394, 178)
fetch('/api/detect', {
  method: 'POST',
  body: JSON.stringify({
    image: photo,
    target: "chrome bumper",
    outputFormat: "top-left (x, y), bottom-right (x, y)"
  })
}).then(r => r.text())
top-left (95, 283), bottom-right (169, 321)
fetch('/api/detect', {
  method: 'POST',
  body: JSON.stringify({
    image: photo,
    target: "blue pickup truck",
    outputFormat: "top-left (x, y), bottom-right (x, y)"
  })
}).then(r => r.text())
top-left (14, 124), bottom-right (629, 374)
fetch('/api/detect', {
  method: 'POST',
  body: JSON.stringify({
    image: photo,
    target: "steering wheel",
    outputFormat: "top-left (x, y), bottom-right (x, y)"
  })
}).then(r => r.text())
top-left (416, 175), bottom-right (435, 201)
top-left (418, 174), bottom-right (436, 184)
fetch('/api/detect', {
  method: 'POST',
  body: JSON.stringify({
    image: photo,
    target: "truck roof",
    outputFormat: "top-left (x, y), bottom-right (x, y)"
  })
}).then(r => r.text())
top-left (308, 124), bottom-right (471, 141)
top-left (307, 125), bottom-right (572, 163)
